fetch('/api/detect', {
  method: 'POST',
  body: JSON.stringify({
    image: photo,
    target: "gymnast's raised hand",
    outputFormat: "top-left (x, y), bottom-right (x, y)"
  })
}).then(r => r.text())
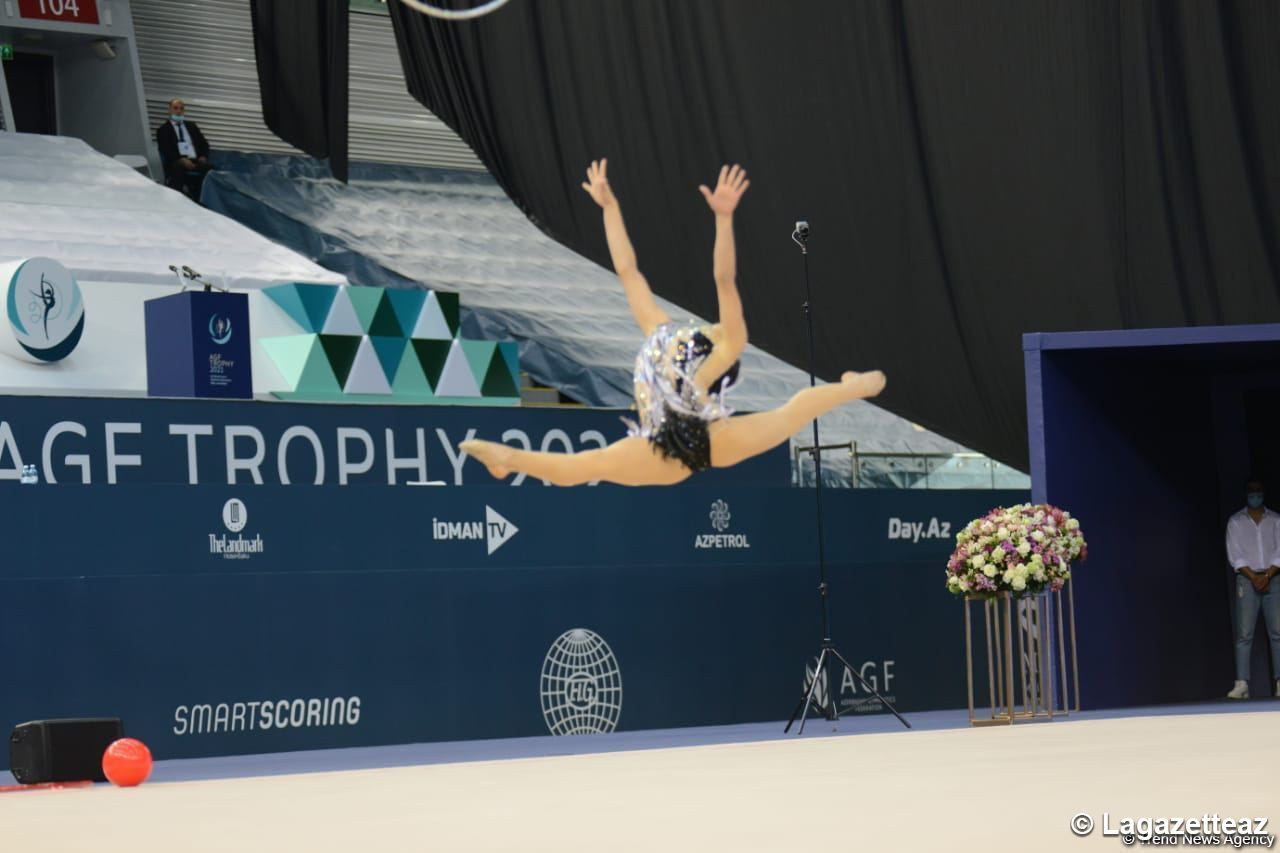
top-left (581, 158), bottom-right (618, 209)
top-left (698, 163), bottom-right (750, 216)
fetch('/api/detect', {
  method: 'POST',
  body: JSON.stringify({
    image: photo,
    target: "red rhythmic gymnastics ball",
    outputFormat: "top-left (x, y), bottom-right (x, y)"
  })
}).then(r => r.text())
top-left (102, 738), bottom-right (152, 787)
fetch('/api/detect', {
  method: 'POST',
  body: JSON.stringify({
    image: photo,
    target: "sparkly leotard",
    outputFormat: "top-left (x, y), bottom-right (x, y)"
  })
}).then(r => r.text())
top-left (625, 320), bottom-right (741, 473)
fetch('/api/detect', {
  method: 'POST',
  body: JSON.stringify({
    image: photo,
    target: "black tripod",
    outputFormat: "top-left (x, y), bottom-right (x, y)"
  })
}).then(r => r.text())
top-left (784, 220), bottom-right (911, 735)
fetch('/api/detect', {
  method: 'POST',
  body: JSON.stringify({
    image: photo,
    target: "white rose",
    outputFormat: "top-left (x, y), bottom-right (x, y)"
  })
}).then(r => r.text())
top-left (971, 554), bottom-right (986, 569)
top-left (1032, 530), bottom-right (1046, 542)
top-left (1016, 541), bottom-right (1031, 557)
top-left (983, 565), bottom-right (997, 578)
top-left (997, 527), bottom-right (1009, 539)
top-left (1012, 576), bottom-right (1027, 591)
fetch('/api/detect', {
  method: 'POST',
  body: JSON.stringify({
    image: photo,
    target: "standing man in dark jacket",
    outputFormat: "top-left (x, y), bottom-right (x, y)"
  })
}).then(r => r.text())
top-left (156, 97), bottom-right (212, 200)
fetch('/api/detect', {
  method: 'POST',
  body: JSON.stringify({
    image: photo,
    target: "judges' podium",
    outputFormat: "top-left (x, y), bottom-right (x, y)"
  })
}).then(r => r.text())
top-left (145, 290), bottom-right (252, 398)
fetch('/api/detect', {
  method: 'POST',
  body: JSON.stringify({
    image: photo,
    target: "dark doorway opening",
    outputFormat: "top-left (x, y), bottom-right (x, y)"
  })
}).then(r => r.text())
top-left (6, 52), bottom-right (57, 135)
top-left (1244, 389), bottom-right (1280, 488)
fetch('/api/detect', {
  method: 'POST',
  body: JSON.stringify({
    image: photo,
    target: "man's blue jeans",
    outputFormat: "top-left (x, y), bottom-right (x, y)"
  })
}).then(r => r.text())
top-left (1235, 573), bottom-right (1280, 682)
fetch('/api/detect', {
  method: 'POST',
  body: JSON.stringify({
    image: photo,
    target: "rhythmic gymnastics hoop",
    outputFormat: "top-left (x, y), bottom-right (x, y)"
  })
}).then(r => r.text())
top-left (397, 0), bottom-right (512, 21)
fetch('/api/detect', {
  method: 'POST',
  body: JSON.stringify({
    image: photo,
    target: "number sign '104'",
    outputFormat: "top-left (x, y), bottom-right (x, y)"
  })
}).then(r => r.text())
top-left (16, 0), bottom-right (100, 25)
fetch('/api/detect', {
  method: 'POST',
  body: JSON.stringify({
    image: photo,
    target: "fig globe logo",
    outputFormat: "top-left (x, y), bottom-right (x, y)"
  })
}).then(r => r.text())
top-left (222, 498), bottom-right (248, 533)
top-left (209, 313), bottom-right (233, 345)
top-left (2, 257), bottom-right (85, 362)
top-left (540, 628), bottom-right (622, 736)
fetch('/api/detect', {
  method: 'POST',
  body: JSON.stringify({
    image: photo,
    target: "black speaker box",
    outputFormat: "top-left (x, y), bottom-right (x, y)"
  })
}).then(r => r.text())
top-left (8, 718), bottom-right (123, 784)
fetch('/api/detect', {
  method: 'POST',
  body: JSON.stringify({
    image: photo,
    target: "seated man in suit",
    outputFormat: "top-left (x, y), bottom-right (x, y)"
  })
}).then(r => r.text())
top-left (157, 98), bottom-right (212, 201)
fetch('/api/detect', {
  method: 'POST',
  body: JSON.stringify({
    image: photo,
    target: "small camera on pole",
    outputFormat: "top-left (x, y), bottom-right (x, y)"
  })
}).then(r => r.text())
top-left (793, 220), bottom-right (810, 247)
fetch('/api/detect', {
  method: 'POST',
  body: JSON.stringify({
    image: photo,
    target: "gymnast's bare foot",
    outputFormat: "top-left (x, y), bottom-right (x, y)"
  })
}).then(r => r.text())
top-left (460, 439), bottom-right (511, 479)
top-left (841, 370), bottom-right (887, 399)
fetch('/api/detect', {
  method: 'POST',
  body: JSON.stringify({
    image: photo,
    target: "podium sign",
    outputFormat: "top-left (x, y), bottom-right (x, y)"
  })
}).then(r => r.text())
top-left (145, 291), bottom-right (252, 399)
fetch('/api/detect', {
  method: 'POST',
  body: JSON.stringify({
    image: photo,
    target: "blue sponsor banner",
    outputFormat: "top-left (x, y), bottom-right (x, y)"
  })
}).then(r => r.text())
top-left (0, 484), bottom-right (1011, 579)
top-left (0, 482), bottom-right (1024, 768)
top-left (0, 394), bottom-right (786, 487)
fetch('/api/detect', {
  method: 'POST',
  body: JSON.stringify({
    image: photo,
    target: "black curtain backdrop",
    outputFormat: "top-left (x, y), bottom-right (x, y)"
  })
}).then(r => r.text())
top-left (251, 0), bottom-right (350, 182)
top-left (388, 0), bottom-right (1280, 467)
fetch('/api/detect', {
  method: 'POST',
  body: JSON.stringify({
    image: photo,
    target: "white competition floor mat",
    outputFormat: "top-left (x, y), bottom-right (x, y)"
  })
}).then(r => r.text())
top-left (1, 704), bottom-right (1275, 852)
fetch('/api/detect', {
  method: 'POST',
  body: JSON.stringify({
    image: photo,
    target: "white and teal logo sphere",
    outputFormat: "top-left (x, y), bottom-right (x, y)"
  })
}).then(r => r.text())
top-left (3, 257), bottom-right (85, 362)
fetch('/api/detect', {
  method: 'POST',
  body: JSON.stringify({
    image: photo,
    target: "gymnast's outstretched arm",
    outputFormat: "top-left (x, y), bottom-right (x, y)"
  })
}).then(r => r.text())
top-left (695, 165), bottom-right (750, 391)
top-left (582, 159), bottom-right (670, 336)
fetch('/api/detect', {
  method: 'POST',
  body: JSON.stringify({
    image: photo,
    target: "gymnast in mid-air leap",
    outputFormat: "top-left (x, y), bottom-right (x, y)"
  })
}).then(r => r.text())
top-left (461, 159), bottom-right (886, 486)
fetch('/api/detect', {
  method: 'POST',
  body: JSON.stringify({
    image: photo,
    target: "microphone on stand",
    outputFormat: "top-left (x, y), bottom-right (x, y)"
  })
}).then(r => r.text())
top-left (169, 264), bottom-right (226, 293)
top-left (181, 266), bottom-right (206, 291)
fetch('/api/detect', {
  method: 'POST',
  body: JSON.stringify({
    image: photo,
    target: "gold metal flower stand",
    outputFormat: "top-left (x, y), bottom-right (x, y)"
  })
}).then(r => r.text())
top-left (963, 582), bottom-right (1080, 726)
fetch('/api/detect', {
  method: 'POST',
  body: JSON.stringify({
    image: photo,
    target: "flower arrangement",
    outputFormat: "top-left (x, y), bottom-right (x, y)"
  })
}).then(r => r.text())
top-left (945, 504), bottom-right (1087, 599)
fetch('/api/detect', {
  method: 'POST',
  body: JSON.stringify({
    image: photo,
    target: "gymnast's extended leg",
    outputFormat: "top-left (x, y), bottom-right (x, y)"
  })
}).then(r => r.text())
top-left (708, 370), bottom-right (887, 469)
top-left (460, 436), bottom-right (690, 486)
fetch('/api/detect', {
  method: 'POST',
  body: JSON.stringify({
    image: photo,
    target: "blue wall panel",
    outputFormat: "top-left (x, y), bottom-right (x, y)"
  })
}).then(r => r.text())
top-left (0, 481), bottom-right (1022, 769)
